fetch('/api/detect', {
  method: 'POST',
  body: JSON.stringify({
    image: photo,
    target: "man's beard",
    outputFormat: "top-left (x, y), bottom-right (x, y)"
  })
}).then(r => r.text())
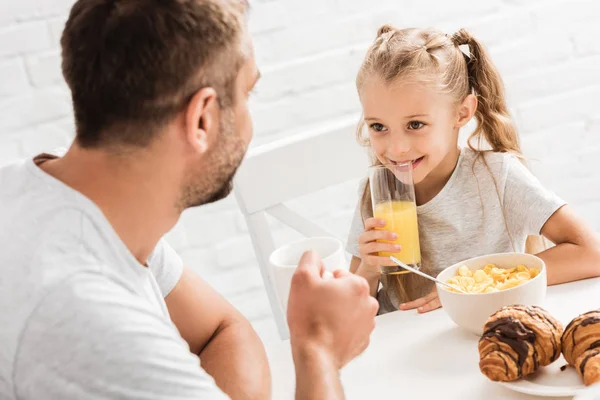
top-left (177, 109), bottom-right (247, 211)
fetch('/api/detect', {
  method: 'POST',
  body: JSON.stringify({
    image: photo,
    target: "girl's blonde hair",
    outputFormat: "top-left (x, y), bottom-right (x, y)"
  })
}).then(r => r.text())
top-left (356, 26), bottom-right (544, 302)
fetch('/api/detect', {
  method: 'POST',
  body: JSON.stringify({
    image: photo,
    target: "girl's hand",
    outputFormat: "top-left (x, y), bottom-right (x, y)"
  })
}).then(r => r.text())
top-left (400, 287), bottom-right (441, 313)
top-left (357, 218), bottom-right (401, 277)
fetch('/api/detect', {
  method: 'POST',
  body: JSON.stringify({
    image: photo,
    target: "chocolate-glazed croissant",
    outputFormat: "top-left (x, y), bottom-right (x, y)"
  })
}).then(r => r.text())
top-left (562, 310), bottom-right (600, 386)
top-left (479, 305), bottom-right (563, 382)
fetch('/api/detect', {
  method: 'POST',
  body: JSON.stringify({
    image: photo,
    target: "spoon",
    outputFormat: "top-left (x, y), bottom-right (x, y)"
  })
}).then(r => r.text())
top-left (389, 256), bottom-right (468, 294)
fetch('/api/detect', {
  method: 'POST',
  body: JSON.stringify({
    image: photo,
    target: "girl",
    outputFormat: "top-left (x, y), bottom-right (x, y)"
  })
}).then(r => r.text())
top-left (347, 25), bottom-right (600, 314)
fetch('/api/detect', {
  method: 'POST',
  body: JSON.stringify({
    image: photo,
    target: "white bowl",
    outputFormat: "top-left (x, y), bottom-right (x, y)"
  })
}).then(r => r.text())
top-left (436, 253), bottom-right (547, 335)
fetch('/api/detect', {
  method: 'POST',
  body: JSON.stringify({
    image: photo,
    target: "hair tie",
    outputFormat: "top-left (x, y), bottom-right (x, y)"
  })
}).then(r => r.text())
top-left (449, 29), bottom-right (472, 59)
top-left (458, 44), bottom-right (471, 59)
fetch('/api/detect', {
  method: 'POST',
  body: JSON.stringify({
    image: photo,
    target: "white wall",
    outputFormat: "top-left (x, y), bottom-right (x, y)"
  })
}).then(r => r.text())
top-left (1, 0), bottom-right (599, 344)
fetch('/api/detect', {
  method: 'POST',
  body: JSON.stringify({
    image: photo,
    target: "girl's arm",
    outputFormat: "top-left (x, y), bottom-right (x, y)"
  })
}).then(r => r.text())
top-left (539, 205), bottom-right (600, 285)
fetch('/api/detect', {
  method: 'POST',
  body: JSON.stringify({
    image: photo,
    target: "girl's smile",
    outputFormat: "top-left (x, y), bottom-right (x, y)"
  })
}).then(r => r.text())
top-left (388, 156), bottom-right (425, 169)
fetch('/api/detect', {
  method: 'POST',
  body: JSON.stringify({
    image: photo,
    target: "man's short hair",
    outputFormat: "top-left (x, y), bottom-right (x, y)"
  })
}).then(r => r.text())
top-left (61, 0), bottom-right (248, 148)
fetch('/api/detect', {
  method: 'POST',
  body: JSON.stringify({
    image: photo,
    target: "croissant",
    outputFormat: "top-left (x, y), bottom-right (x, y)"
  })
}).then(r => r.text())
top-left (562, 310), bottom-right (600, 386)
top-left (479, 305), bottom-right (563, 382)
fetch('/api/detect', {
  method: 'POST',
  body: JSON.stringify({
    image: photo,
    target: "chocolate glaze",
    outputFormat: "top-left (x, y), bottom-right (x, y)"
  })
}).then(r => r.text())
top-left (570, 315), bottom-right (600, 348)
top-left (564, 311), bottom-right (600, 336)
top-left (512, 305), bottom-right (560, 360)
top-left (497, 352), bottom-right (510, 378)
top-left (482, 339), bottom-right (520, 376)
top-left (581, 317), bottom-right (600, 327)
top-left (482, 317), bottom-right (537, 374)
top-left (494, 346), bottom-right (510, 376)
top-left (589, 340), bottom-right (600, 350)
top-left (580, 349), bottom-right (600, 375)
top-left (574, 341), bottom-right (600, 376)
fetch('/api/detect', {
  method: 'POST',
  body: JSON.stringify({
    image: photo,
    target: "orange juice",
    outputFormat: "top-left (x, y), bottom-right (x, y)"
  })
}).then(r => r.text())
top-left (373, 200), bottom-right (421, 272)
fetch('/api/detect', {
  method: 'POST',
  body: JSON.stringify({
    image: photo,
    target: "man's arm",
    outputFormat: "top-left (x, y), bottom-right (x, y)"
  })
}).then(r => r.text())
top-left (287, 253), bottom-right (379, 400)
top-left (293, 344), bottom-right (344, 400)
top-left (165, 266), bottom-right (271, 400)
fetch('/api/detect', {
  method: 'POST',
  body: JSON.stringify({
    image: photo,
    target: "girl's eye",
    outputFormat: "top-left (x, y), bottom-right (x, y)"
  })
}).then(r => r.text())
top-left (369, 123), bottom-right (387, 132)
top-left (407, 121), bottom-right (425, 130)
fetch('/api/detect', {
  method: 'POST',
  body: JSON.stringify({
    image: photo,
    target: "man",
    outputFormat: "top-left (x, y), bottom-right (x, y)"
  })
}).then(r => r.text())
top-left (0, 0), bottom-right (378, 399)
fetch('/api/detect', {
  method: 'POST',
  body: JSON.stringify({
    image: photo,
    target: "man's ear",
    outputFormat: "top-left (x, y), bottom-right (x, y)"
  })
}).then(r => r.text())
top-left (456, 93), bottom-right (477, 128)
top-left (185, 87), bottom-right (219, 154)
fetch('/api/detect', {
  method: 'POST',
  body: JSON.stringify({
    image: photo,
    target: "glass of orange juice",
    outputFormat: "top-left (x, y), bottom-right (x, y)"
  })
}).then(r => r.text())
top-left (369, 163), bottom-right (421, 275)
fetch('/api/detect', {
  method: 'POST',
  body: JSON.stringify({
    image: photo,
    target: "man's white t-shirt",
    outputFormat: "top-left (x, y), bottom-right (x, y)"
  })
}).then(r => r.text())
top-left (0, 154), bottom-right (228, 399)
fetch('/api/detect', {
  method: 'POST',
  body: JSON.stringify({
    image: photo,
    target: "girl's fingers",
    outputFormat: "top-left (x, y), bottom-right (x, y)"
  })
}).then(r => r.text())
top-left (360, 242), bottom-right (401, 255)
top-left (399, 290), bottom-right (438, 310)
top-left (417, 296), bottom-right (442, 313)
top-left (364, 218), bottom-right (387, 230)
top-left (358, 229), bottom-right (398, 244)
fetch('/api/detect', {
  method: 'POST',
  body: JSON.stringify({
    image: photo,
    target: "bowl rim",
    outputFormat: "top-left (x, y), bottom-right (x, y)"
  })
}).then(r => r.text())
top-left (435, 252), bottom-right (547, 297)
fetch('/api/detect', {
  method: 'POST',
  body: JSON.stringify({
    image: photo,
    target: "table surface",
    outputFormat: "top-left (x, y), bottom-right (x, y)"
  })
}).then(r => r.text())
top-left (265, 278), bottom-right (600, 400)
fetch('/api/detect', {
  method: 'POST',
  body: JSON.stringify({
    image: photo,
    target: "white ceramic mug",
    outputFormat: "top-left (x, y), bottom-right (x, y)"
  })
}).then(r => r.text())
top-left (269, 237), bottom-right (346, 312)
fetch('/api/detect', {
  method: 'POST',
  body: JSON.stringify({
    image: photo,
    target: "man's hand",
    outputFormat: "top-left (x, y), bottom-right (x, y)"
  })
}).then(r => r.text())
top-left (287, 251), bottom-right (378, 399)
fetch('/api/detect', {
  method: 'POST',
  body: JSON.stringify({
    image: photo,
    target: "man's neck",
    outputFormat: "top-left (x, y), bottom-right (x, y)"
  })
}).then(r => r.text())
top-left (39, 144), bottom-right (181, 264)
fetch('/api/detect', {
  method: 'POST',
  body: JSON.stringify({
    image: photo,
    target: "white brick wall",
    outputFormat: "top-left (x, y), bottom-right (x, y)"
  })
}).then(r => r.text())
top-left (1, 0), bottom-right (600, 344)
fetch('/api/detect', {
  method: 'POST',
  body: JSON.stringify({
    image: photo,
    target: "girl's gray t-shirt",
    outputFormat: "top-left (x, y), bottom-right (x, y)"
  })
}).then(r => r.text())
top-left (346, 148), bottom-right (565, 313)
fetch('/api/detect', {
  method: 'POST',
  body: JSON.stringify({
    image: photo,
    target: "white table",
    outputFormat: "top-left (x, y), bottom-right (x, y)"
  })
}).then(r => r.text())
top-left (266, 278), bottom-right (600, 399)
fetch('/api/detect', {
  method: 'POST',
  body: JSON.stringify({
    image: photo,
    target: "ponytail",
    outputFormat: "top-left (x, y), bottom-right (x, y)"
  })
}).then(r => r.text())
top-left (452, 29), bottom-right (546, 255)
top-left (451, 29), bottom-right (521, 156)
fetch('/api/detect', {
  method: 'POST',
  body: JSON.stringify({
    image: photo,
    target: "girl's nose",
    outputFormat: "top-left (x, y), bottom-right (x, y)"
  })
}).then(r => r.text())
top-left (388, 132), bottom-right (411, 158)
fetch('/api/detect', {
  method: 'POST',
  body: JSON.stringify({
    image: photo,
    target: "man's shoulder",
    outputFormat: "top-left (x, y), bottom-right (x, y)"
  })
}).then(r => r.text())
top-left (0, 158), bottom-right (115, 280)
top-left (0, 157), bottom-right (91, 230)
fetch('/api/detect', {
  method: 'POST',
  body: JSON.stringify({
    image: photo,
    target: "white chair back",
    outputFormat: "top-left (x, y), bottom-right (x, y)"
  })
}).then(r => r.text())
top-left (234, 120), bottom-right (369, 339)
